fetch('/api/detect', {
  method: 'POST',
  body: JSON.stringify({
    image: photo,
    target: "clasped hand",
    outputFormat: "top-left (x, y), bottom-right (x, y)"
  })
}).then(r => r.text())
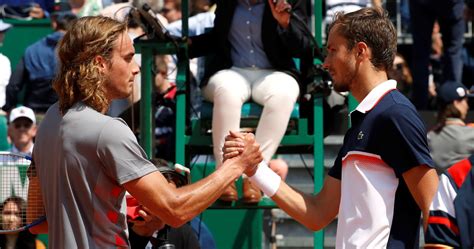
top-left (222, 131), bottom-right (263, 176)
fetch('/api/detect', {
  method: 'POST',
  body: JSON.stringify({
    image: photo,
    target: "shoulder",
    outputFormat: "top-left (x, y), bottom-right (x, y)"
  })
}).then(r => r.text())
top-left (97, 117), bottom-right (136, 144)
top-left (377, 91), bottom-right (421, 122)
top-left (372, 92), bottom-right (427, 136)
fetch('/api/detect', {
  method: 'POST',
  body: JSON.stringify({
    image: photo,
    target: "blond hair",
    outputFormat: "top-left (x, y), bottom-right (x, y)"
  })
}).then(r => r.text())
top-left (53, 16), bottom-right (127, 114)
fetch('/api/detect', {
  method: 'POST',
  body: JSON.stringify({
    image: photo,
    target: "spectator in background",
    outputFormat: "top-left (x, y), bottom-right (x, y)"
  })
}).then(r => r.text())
top-left (151, 55), bottom-right (176, 161)
top-left (165, 0), bottom-right (215, 116)
top-left (0, 196), bottom-right (37, 249)
top-left (2, 11), bottom-right (77, 120)
top-left (0, 19), bottom-right (12, 112)
top-left (409, 0), bottom-right (465, 109)
top-left (428, 82), bottom-right (474, 174)
top-left (7, 106), bottom-right (36, 156)
top-left (119, 55), bottom-right (177, 161)
top-left (388, 53), bottom-right (413, 97)
top-left (161, 0), bottom-right (181, 23)
top-left (425, 154), bottom-right (474, 248)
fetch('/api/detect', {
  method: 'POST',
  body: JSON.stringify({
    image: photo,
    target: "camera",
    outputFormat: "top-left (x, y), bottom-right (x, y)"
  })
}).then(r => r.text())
top-left (305, 64), bottom-right (332, 97)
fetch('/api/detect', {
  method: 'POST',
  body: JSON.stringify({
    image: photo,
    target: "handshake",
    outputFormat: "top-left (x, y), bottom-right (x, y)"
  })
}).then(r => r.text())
top-left (221, 131), bottom-right (282, 198)
top-left (222, 131), bottom-right (263, 176)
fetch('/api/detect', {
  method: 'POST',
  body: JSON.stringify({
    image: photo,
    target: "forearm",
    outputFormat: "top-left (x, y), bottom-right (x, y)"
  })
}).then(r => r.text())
top-left (272, 178), bottom-right (340, 231)
top-left (248, 163), bottom-right (340, 231)
top-left (166, 163), bottom-right (242, 223)
top-left (126, 159), bottom-right (243, 227)
top-left (272, 183), bottom-right (323, 230)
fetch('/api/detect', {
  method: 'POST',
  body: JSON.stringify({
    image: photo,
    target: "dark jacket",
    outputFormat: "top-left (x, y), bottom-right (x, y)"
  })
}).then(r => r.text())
top-left (3, 31), bottom-right (63, 113)
top-left (189, 0), bottom-right (314, 87)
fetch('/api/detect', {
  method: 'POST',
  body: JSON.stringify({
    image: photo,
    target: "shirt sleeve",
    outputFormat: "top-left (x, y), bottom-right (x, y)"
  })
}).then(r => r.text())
top-left (424, 173), bottom-right (460, 247)
top-left (96, 118), bottom-right (157, 185)
top-left (377, 104), bottom-right (434, 177)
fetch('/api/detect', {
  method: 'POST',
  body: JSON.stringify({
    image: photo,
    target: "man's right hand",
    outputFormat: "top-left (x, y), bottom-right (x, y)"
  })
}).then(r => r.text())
top-left (222, 131), bottom-right (245, 161)
top-left (224, 131), bottom-right (263, 175)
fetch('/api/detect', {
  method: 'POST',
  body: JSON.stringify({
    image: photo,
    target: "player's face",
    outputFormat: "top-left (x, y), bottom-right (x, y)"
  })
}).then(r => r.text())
top-left (103, 32), bottom-right (140, 100)
top-left (323, 26), bottom-right (358, 93)
top-left (1, 201), bottom-right (22, 230)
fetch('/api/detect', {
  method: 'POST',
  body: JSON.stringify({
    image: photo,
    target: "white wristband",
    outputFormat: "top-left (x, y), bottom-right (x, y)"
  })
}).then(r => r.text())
top-left (249, 161), bottom-right (281, 197)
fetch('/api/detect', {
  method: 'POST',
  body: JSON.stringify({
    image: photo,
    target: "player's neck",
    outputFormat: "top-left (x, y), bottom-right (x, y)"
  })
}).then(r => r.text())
top-left (351, 70), bottom-right (388, 102)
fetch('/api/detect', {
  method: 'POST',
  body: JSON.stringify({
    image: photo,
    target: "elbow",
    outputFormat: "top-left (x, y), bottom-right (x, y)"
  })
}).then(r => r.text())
top-left (159, 199), bottom-right (194, 228)
top-left (162, 210), bottom-right (190, 228)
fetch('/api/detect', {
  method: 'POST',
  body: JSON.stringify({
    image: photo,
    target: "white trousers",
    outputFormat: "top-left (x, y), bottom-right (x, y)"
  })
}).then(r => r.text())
top-left (202, 67), bottom-right (300, 166)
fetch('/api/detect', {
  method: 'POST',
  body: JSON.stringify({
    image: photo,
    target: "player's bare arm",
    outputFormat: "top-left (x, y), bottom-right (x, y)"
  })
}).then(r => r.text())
top-left (224, 131), bottom-right (341, 231)
top-left (124, 133), bottom-right (263, 228)
top-left (271, 176), bottom-right (341, 231)
top-left (403, 165), bottom-right (439, 230)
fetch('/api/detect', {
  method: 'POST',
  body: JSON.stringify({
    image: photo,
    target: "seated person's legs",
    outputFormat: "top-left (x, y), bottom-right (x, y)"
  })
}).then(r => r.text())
top-left (252, 70), bottom-right (299, 162)
top-left (243, 70), bottom-right (298, 203)
top-left (202, 68), bottom-right (297, 203)
top-left (202, 68), bottom-right (253, 164)
top-left (202, 68), bottom-right (252, 201)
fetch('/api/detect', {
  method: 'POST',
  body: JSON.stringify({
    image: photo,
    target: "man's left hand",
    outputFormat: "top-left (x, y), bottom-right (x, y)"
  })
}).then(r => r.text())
top-left (268, 0), bottom-right (291, 29)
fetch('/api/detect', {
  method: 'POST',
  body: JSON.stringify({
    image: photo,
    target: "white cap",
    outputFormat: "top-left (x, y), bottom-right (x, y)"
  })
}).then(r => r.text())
top-left (9, 106), bottom-right (36, 124)
top-left (0, 20), bottom-right (12, 32)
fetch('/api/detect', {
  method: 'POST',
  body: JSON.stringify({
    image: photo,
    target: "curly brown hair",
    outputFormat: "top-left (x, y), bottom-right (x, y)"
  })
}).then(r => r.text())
top-left (329, 7), bottom-right (397, 72)
top-left (53, 16), bottom-right (127, 114)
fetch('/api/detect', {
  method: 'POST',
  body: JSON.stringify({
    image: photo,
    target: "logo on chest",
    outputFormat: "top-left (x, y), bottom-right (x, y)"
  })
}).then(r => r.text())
top-left (357, 131), bottom-right (364, 140)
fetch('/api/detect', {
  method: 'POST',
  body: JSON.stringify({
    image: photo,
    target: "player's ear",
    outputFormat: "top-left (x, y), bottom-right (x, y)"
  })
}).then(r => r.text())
top-left (355, 41), bottom-right (368, 59)
top-left (94, 55), bottom-right (108, 72)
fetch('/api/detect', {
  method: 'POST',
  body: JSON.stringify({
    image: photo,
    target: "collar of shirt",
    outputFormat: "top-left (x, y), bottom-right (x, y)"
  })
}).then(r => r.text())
top-left (354, 79), bottom-right (397, 114)
top-left (445, 117), bottom-right (466, 126)
top-left (11, 144), bottom-right (34, 156)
